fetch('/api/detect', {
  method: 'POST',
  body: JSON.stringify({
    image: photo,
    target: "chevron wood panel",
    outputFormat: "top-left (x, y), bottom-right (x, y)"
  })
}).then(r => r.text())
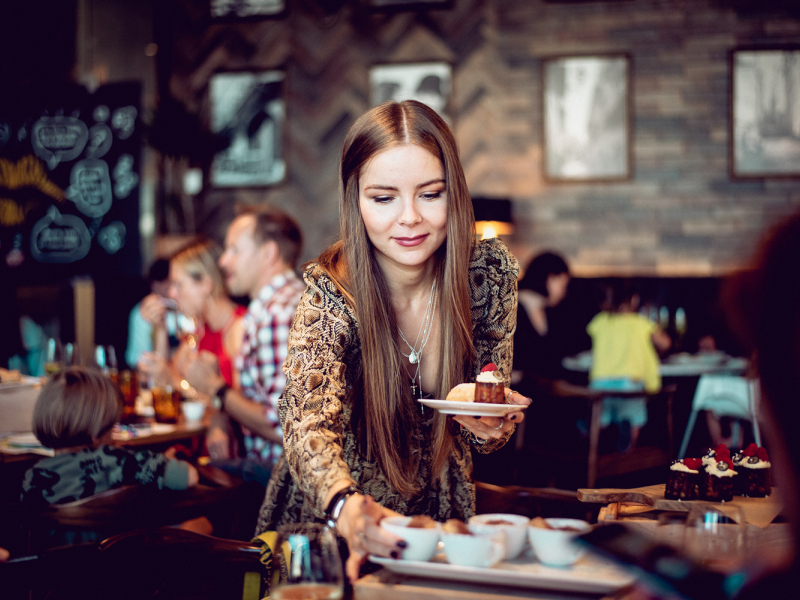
top-left (159, 0), bottom-right (800, 274)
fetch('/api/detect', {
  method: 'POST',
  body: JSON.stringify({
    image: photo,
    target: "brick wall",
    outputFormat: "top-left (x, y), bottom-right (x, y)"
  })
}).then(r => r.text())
top-left (164, 0), bottom-right (800, 275)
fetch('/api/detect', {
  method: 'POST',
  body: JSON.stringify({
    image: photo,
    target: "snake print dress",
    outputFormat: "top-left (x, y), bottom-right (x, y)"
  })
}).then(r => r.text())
top-left (255, 238), bottom-right (519, 533)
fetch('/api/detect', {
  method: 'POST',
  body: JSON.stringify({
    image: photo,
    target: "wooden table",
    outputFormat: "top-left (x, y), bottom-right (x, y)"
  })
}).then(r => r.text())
top-left (354, 570), bottom-right (624, 600)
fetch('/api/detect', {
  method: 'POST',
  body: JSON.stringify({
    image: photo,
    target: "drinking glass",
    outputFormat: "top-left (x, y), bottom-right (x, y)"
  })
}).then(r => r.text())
top-left (44, 338), bottom-right (63, 376)
top-left (117, 369), bottom-right (139, 421)
top-left (271, 523), bottom-right (344, 600)
top-left (153, 385), bottom-right (180, 424)
top-left (176, 313), bottom-right (199, 349)
top-left (682, 504), bottom-right (747, 574)
top-left (64, 342), bottom-right (81, 367)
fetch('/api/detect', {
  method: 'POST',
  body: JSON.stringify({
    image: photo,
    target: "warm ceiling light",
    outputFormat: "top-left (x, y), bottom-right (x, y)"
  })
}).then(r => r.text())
top-left (476, 220), bottom-right (515, 240)
top-left (472, 197), bottom-right (514, 239)
top-left (145, 43), bottom-right (158, 57)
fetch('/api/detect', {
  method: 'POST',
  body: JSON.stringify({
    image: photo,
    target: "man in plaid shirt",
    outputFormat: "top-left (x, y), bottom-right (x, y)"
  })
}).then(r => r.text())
top-left (185, 206), bottom-right (304, 486)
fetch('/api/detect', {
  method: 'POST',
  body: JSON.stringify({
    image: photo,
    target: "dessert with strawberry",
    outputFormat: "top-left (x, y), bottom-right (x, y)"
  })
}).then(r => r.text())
top-left (665, 457), bottom-right (702, 500)
top-left (738, 443), bottom-right (771, 497)
top-left (474, 363), bottom-right (505, 404)
top-left (700, 445), bottom-right (737, 502)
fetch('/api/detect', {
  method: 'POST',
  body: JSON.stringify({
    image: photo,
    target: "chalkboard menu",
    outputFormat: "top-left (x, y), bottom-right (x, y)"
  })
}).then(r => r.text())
top-left (0, 81), bottom-right (142, 284)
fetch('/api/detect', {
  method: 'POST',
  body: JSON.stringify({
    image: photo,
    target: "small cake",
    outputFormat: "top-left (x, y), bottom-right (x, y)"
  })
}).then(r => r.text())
top-left (407, 515), bottom-right (438, 529)
top-left (665, 458), bottom-right (702, 500)
top-left (474, 363), bottom-right (505, 404)
top-left (446, 383), bottom-right (476, 402)
top-left (700, 447), bottom-right (736, 502)
top-left (739, 443), bottom-right (771, 497)
top-left (442, 518), bottom-right (472, 535)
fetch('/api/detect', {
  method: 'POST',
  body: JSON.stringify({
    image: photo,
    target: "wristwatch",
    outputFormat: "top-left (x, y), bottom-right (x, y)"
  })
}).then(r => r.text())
top-left (325, 485), bottom-right (362, 531)
top-left (211, 383), bottom-right (230, 412)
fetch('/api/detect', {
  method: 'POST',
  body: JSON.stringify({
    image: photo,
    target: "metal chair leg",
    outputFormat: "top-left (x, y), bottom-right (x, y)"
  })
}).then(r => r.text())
top-left (678, 408), bottom-right (699, 458)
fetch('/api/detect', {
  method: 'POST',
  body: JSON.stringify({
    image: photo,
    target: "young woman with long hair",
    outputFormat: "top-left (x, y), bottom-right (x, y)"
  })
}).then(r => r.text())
top-left (255, 100), bottom-right (529, 580)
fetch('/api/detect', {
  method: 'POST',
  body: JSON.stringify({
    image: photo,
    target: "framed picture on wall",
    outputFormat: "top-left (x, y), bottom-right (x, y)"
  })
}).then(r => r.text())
top-left (210, 0), bottom-right (285, 20)
top-left (369, 62), bottom-right (452, 123)
top-left (367, 0), bottom-right (453, 8)
top-left (731, 47), bottom-right (800, 178)
top-left (542, 54), bottom-right (631, 182)
top-left (209, 70), bottom-right (286, 188)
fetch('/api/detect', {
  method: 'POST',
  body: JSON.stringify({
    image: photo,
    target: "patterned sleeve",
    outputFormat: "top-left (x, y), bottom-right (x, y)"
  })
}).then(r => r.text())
top-left (279, 267), bottom-right (358, 518)
top-left (464, 239), bottom-right (520, 453)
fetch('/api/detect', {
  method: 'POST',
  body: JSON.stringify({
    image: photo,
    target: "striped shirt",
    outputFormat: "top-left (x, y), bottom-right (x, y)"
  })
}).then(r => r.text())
top-left (236, 270), bottom-right (305, 465)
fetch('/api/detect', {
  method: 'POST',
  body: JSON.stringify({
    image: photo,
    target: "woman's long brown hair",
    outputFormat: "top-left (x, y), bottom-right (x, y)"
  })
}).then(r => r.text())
top-left (317, 101), bottom-right (475, 496)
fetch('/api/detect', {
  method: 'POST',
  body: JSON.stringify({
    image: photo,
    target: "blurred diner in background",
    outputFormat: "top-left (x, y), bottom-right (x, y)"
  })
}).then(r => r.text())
top-left (3, 1), bottom-right (800, 598)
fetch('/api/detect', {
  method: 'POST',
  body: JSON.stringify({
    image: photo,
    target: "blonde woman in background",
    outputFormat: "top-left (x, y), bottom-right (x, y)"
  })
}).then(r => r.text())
top-left (140, 238), bottom-right (246, 389)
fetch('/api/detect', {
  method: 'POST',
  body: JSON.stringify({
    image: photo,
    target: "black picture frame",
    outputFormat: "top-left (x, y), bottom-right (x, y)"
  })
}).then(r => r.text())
top-left (542, 53), bottom-right (632, 183)
top-left (369, 61), bottom-right (453, 124)
top-left (366, 0), bottom-right (453, 11)
top-left (210, 0), bottom-right (285, 21)
top-left (209, 70), bottom-right (286, 188)
top-left (730, 46), bottom-right (800, 179)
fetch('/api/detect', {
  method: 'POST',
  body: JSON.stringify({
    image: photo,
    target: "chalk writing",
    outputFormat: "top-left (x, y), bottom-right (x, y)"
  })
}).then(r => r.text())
top-left (111, 106), bottom-right (137, 140)
top-left (112, 154), bottom-right (138, 198)
top-left (97, 221), bottom-right (126, 254)
top-left (86, 123), bottom-right (113, 159)
top-left (0, 156), bottom-right (65, 199)
top-left (31, 116), bottom-right (89, 169)
top-left (66, 159), bottom-right (112, 218)
top-left (93, 105), bottom-right (110, 123)
top-left (30, 205), bottom-right (91, 263)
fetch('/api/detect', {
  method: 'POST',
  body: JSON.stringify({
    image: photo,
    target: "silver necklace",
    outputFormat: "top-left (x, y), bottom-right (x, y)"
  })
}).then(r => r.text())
top-left (398, 278), bottom-right (436, 365)
top-left (398, 279), bottom-right (437, 398)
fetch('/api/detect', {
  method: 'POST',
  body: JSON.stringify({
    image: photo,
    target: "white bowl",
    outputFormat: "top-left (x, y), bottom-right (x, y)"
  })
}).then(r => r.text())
top-left (468, 513), bottom-right (530, 559)
top-left (442, 529), bottom-right (505, 568)
top-left (181, 400), bottom-right (206, 422)
top-left (380, 516), bottom-right (441, 562)
top-left (528, 518), bottom-right (591, 567)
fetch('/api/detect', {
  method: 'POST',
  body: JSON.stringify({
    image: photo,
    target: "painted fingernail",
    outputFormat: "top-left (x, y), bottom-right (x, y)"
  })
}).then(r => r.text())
top-left (510, 414), bottom-right (517, 421)
top-left (474, 416), bottom-right (481, 420)
top-left (391, 550), bottom-right (399, 559)
top-left (396, 540), bottom-right (407, 549)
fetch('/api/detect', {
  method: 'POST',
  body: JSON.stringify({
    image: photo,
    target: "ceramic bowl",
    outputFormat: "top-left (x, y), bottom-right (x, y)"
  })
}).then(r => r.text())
top-left (380, 516), bottom-right (441, 562)
top-left (180, 400), bottom-right (205, 422)
top-left (527, 518), bottom-right (591, 567)
top-left (468, 513), bottom-right (530, 559)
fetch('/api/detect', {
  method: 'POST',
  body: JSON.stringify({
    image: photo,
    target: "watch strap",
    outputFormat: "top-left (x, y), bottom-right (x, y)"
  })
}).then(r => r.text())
top-left (325, 485), bottom-right (362, 530)
top-left (212, 383), bottom-right (230, 412)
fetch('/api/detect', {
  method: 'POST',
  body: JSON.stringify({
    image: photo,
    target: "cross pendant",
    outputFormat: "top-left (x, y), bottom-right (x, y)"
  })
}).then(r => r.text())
top-left (411, 384), bottom-right (417, 396)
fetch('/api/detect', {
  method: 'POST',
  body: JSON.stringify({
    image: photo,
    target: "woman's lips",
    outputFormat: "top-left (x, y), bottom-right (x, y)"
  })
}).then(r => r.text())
top-left (394, 234), bottom-right (428, 247)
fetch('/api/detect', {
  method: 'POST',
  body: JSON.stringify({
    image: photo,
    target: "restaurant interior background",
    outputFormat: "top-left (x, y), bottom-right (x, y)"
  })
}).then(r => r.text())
top-left (2, 0), bottom-right (800, 479)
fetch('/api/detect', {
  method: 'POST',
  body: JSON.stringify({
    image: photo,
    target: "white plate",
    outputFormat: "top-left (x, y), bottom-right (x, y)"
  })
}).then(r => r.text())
top-left (417, 399), bottom-right (526, 417)
top-left (0, 376), bottom-right (43, 391)
top-left (370, 552), bottom-right (633, 595)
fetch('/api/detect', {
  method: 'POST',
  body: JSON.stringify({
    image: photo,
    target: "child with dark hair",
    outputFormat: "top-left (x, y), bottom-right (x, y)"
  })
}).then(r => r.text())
top-left (587, 280), bottom-right (672, 451)
top-left (21, 366), bottom-right (198, 506)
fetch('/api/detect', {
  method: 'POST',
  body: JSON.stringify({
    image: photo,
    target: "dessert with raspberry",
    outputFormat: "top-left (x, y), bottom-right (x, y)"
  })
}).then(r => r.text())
top-left (700, 446), bottom-right (736, 502)
top-left (739, 443), bottom-right (771, 497)
top-left (474, 363), bottom-right (505, 404)
top-left (665, 457), bottom-right (702, 500)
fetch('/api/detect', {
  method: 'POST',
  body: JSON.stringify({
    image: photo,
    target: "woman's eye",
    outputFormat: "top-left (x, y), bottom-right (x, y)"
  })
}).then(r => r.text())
top-left (373, 195), bottom-right (393, 204)
top-left (422, 191), bottom-right (443, 201)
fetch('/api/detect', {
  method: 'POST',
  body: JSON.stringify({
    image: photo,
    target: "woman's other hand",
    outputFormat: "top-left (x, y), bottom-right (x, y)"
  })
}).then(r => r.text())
top-left (336, 493), bottom-right (404, 583)
top-left (453, 389), bottom-right (531, 439)
top-left (205, 426), bottom-right (231, 461)
top-left (140, 293), bottom-right (168, 328)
